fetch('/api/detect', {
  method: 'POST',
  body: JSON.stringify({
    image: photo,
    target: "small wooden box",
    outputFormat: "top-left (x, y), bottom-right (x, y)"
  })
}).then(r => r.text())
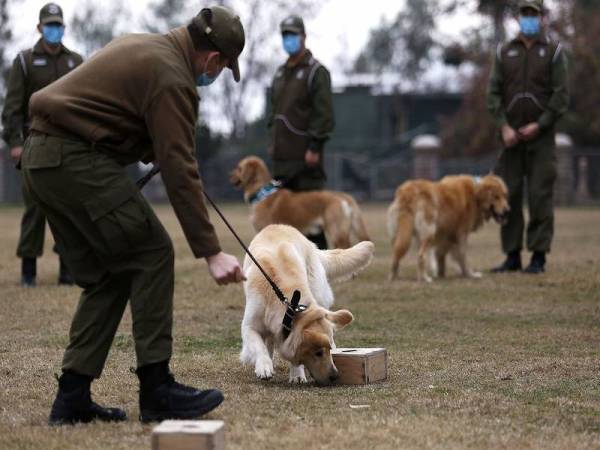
top-left (331, 348), bottom-right (388, 385)
top-left (152, 420), bottom-right (225, 450)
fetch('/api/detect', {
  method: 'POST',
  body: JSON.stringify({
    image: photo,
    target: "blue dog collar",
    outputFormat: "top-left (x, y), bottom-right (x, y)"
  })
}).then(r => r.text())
top-left (248, 180), bottom-right (281, 205)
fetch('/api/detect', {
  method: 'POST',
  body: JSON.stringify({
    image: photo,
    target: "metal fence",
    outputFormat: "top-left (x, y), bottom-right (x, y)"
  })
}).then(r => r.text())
top-left (2, 144), bottom-right (600, 204)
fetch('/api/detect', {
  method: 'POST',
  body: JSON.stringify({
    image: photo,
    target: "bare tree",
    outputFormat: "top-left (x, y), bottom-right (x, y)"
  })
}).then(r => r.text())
top-left (69, 0), bottom-right (129, 57)
top-left (144, 0), bottom-right (193, 33)
top-left (353, 0), bottom-right (438, 82)
top-left (0, 0), bottom-right (19, 107)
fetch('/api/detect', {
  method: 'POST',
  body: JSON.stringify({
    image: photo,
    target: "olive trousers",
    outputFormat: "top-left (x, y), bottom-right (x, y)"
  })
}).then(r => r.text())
top-left (495, 132), bottom-right (557, 254)
top-left (21, 134), bottom-right (174, 378)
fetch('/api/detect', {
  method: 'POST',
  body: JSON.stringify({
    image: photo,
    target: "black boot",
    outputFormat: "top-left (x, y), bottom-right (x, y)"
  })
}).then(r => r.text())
top-left (523, 252), bottom-right (546, 274)
top-left (21, 257), bottom-right (36, 287)
top-left (307, 230), bottom-right (328, 250)
top-left (48, 371), bottom-right (127, 426)
top-left (58, 257), bottom-right (75, 285)
top-left (491, 251), bottom-right (522, 273)
top-left (137, 361), bottom-right (224, 423)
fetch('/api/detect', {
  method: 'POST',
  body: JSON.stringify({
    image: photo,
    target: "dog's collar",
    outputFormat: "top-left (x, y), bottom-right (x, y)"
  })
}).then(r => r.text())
top-left (248, 180), bottom-right (281, 205)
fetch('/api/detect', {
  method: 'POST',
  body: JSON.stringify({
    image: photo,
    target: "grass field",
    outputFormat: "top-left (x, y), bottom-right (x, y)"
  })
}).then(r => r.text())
top-left (0, 203), bottom-right (599, 450)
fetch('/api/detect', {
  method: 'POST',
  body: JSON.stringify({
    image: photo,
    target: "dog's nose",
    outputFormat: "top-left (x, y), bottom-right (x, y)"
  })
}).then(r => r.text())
top-left (329, 369), bottom-right (340, 383)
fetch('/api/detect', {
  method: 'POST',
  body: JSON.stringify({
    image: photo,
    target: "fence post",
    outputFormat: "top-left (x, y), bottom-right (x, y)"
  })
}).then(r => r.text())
top-left (554, 133), bottom-right (574, 206)
top-left (412, 134), bottom-right (441, 180)
top-left (575, 155), bottom-right (591, 204)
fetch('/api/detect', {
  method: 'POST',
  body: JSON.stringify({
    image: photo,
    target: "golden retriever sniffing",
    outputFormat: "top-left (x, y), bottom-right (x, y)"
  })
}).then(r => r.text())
top-left (387, 174), bottom-right (509, 282)
top-left (240, 224), bottom-right (374, 385)
top-left (230, 156), bottom-right (370, 249)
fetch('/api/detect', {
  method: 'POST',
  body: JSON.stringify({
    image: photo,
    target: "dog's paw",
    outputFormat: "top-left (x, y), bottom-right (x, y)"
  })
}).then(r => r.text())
top-left (423, 275), bottom-right (433, 283)
top-left (469, 271), bottom-right (483, 279)
top-left (255, 358), bottom-right (274, 380)
top-left (289, 365), bottom-right (308, 384)
top-left (289, 374), bottom-right (308, 384)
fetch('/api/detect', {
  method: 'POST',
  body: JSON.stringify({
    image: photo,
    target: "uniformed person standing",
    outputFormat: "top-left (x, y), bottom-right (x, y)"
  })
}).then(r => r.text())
top-left (22, 6), bottom-right (246, 424)
top-left (268, 15), bottom-right (335, 249)
top-left (1, 3), bottom-right (82, 287)
top-left (487, 0), bottom-right (569, 274)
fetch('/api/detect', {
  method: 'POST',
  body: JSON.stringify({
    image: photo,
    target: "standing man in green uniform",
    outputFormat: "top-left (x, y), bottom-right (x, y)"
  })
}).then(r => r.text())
top-left (268, 15), bottom-right (335, 249)
top-left (487, 0), bottom-right (569, 274)
top-left (22, 6), bottom-right (246, 424)
top-left (2, 3), bottom-right (82, 287)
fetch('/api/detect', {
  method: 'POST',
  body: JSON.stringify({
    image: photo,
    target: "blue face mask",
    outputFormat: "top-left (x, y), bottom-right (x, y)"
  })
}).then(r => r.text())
top-left (42, 24), bottom-right (64, 45)
top-left (520, 16), bottom-right (541, 37)
top-left (196, 72), bottom-right (219, 87)
top-left (283, 34), bottom-right (302, 56)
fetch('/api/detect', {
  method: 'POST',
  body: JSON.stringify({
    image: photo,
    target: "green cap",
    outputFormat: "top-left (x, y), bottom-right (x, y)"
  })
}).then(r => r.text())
top-left (39, 3), bottom-right (64, 25)
top-left (280, 15), bottom-right (305, 35)
top-left (519, 0), bottom-right (543, 12)
top-left (192, 6), bottom-right (245, 82)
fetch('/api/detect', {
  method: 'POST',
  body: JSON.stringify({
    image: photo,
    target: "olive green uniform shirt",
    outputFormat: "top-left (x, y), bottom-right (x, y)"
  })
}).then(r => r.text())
top-left (487, 33), bottom-right (569, 133)
top-left (28, 27), bottom-right (221, 259)
top-left (268, 50), bottom-right (334, 160)
top-left (2, 39), bottom-right (83, 148)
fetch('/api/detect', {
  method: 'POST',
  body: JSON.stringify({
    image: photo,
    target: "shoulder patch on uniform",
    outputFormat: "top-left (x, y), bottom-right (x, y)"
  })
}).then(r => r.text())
top-left (297, 69), bottom-right (305, 79)
top-left (68, 59), bottom-right (75, 69)
top-left (539, 48), bottom-right (546, 58)
top-left (507, 49), bottom-right (519, 57)
top-left (32, 58), bottom-right (47, 66)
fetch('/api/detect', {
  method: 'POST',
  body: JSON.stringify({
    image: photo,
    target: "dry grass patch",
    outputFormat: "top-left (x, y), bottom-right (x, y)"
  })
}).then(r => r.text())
top-left (0, 203), bottom-right (599, 449)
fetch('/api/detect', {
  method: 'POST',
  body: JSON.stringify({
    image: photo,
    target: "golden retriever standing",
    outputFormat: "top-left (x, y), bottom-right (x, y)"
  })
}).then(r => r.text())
top-left (230, 156), bottom-right (370, 249)
top-left (387, 174), bottom-right (509, 282)
top-left (240, 224), bottom-right (374, 385)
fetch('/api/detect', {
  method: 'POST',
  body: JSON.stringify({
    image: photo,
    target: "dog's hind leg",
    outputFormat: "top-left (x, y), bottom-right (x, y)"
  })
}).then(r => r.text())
top-left (241, 325), bottom-right (274, 380)
top-left (417, 238), bottom-right (434, 283)
top-left (435, 244), bottom-right (450, 278)
top-left (288, 364), bottom-right (308, 384)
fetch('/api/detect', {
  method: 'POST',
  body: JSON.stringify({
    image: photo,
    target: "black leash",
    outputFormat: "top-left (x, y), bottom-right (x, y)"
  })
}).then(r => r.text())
top-left (136, 165), bottom-right (306, 339)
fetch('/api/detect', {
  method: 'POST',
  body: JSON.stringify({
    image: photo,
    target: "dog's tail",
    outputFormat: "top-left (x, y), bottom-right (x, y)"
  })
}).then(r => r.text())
top-left (318, 241), bottom-right (375, 283)
top-left (347, 198), bottom-right (371, 242)
top-left (387, 185), bottom-right (417, 279)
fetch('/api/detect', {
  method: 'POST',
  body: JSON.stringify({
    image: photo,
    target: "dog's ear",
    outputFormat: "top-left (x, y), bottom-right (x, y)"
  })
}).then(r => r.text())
top-left (239, 161), bottom-right (256, 186)
top-left (325, 309), bottom-right (354, 331)
top-left (302, 329), bottom-right (331, 350)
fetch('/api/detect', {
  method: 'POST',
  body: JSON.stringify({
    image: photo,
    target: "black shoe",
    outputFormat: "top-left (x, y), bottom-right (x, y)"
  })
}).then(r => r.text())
top-left (58, 257), bottom-right (75, 286)
top-left (21, 275), bottom-right (36, 287)
top-left (137, 362), bottom-right (224, 423)
top-left (523, 252), bottom-right (546, 274)
top-left (21, 257), bottom-right (37, 287)
top-left (491, 251), bottom-right (522, 273)
top-left (48, 372), bottom-right (127, 426)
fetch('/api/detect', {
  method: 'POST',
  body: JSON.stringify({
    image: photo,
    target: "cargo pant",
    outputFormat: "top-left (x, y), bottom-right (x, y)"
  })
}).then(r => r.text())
top-left (273, 159), bottom-right (326, 192)
top-left (21, 134), bottom-right (174, 378)
top-left (16, 179), bottom-right (47, 258)
top-left (495, 132), bottom-right (557, 254)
